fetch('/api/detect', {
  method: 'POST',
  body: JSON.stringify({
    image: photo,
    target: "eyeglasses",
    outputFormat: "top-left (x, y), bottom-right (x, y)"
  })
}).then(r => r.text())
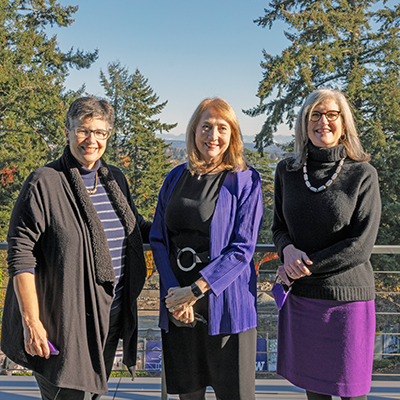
top-left (309, 110), bottom-right (341, 122)
top-left (72, 127), bottom-right (111, 140)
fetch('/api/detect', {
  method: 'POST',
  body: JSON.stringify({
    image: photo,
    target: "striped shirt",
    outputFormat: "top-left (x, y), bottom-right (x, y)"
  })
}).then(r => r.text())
top-left (81, 161), bottom-right (127, 315)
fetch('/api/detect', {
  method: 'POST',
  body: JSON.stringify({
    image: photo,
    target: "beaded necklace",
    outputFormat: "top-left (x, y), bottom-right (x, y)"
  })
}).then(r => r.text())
top-left (303, 154), bottom-right (345, 193)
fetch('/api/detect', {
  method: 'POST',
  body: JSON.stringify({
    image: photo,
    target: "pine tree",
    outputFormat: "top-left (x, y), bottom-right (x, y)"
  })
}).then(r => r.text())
top-left (0, 0), bottom-right (97, 240)
top-left (99, 61), bottom-right (130, 165)
top-left (100, 62), bottom-right (177, 219)
top-left (245, 1), bottom-right (400, 151)
top-left (244, 149), bottom-right (280, 274)
top-left (246, 1), bottom-right (400, 282)
top-left (244, 149), bottom-right (275, 243)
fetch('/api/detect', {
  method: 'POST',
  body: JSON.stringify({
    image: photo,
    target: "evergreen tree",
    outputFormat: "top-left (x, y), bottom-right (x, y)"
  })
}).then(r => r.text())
top-left (246, 1), bottom-right (400, 251)
top-left (100, 62), bottom-right (177, 219)
top-left (0, 0), bottom-right (97, 240)
top-left (244, 149), bottom-right (280, 275)
top-left (99, 61), bottom-right (129, 165)
top-left (244, 148), bottom-right (275, 244)
top-left (246, 1), bottom-right (400, 142)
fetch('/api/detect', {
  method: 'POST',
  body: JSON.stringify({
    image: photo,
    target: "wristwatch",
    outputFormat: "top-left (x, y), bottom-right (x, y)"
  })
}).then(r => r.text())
top-left (190, 283), bottom-right (204, 299)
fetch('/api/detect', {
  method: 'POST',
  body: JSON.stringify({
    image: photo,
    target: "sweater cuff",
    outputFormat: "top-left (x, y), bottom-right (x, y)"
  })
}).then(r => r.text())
top-left (13, 269), bottom-right (35, 277)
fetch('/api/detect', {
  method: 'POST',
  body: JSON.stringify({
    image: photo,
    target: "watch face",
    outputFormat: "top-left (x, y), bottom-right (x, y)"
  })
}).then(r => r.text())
top-left (191, 283), bottom-right (203, 298)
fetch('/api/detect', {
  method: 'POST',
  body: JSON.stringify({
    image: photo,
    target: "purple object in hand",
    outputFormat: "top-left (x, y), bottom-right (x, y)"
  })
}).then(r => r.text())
top-left (47, 340), bottom-right (59, 355)
top-left (271, 276), bottom-right (292, 311)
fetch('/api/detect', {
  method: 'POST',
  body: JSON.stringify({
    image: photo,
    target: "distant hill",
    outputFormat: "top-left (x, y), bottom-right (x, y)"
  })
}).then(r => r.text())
top-left (158, 132), bottom-right (292, 144)
top-left (158, 132), bottom-right (289, 159)
top-left (164, 140), bottom-right (284, 162)
top-left (274, 134), bottom-right (294, 144)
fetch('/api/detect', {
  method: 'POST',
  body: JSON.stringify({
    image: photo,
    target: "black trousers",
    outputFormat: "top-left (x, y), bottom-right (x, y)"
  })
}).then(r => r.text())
top-left (162, 324), bottom-right (256, 400)
top-left (35, 311), bottom-right (122, 400)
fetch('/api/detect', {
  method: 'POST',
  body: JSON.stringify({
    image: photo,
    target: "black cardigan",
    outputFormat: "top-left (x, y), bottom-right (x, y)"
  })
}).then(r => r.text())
top-left (2, 146), bottom-right (150, 394)
top-left (272, 143), bottom-right (381, 301)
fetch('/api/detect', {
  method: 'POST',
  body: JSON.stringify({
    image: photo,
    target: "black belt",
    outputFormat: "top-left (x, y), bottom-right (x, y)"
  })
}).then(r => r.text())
top-left (171, 244), bottom-right (209, 272)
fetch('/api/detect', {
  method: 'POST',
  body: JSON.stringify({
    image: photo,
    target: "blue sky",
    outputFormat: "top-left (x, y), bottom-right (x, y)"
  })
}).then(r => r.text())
top-left (50, 0), bottom-right (293, 140)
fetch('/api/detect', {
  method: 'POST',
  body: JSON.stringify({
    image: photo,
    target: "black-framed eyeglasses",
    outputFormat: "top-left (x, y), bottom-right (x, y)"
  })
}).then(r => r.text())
top-left (309, 110), bottom-right (341, 122)
top-left (72, 127), bottom-right (111, 140)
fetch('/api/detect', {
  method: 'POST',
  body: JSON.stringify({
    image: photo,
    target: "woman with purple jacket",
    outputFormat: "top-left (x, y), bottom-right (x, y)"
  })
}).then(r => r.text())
top-left (150, 98), bottom-right (263, 400)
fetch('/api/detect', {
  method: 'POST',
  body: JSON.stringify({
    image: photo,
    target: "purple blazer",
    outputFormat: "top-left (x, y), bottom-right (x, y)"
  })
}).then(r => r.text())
top-left (149, 163), bottom-right (263, 335)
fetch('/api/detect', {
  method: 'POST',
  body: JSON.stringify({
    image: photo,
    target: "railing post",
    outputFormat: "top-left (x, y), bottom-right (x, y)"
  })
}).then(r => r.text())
top-left (161, 350), bottom-right (168, 400)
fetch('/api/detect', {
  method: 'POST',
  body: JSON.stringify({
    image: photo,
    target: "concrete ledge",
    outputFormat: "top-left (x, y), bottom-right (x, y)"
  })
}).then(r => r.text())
top-left (0, 376), bottom-right (399, 399)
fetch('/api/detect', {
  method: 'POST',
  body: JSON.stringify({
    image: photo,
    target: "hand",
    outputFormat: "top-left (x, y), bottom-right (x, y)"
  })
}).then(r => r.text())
top-left (165, 286), bottom-right (196, 312)
top-left (170, 305), bottom-right (195, 324)
top-left (22, 319), bottom-right (50, 359)
top-left (281, 244), bottom-right (313, 283)
top-left (277, 265), bottom-right (292, 286)
top-left (14, 273), bottom-right (50, 359)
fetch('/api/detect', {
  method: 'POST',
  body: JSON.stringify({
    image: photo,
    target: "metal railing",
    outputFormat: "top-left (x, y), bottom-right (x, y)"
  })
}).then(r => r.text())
top-left (1, 242), bottom-right (400, 398)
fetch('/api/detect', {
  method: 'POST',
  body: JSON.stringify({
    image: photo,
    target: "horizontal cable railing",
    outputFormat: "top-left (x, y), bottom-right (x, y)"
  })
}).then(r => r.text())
top-left (1, 243), bottom-right (400, 383)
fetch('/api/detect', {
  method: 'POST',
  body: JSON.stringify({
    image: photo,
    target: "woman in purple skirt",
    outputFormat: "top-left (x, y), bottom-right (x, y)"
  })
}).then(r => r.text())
top-left (272, 88), bottom-right (381, 400)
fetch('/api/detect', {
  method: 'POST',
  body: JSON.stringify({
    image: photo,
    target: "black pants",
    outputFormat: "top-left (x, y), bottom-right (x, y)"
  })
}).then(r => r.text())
top-left (34, 373), bottom-right (92, 400)
top-left (91, 310), bottom-right (123, 400)
top-left (163, 324), bottom-right (256, 400)
top-left (35, 311), bottom-right (122, 400)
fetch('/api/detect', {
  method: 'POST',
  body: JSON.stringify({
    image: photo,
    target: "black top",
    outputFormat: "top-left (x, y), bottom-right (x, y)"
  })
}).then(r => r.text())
top-left (165, 168), bottom-right (227, 285)
top-left (166, 168), bottom-right (228, 251)
top-left (272, 142), bottom-right (381, 301)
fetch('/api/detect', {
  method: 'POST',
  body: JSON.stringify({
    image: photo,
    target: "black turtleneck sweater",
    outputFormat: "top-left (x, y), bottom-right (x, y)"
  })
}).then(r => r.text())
top-left (272, 143), bottom-right (381, 301)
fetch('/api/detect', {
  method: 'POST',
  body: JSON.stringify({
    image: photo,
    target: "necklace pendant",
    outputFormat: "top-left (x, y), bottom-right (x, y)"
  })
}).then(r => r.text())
top-left (87, 170), bottom-right (98, 194)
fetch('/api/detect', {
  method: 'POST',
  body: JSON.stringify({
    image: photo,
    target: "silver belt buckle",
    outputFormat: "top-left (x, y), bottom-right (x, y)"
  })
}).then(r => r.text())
top-left (177, 247), bottom-right (197, 272)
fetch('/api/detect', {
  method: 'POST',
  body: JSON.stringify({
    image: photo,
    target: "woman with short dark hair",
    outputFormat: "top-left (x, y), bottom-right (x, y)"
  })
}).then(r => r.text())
top-left (2, 97), bottom-right (150, 399)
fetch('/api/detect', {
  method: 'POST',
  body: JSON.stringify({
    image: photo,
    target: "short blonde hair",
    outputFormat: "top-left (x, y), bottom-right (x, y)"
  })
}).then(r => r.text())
top-left (290, 88), bottom-right (370, 170)
top-left (186, 98), bottom-right (247, 174)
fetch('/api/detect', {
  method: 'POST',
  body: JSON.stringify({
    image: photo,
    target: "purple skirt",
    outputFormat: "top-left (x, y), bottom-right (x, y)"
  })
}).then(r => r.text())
top-left (277, 294), bottom-right (375, 397)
